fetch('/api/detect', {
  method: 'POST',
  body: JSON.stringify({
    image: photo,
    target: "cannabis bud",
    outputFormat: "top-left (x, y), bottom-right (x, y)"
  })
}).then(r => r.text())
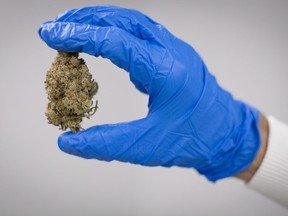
top-left (45, 52), bottom-right (98, 132)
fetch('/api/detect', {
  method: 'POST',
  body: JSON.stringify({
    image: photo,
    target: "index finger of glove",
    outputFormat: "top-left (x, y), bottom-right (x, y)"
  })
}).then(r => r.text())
top-left (53, 5), bottom-right (172, 45)
top-left (39, 21), bottom-right (145, 68)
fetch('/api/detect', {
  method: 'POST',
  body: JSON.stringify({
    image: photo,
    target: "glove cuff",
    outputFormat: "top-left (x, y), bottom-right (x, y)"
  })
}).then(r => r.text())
top-left (193, 72), bottom-right (261, 181)
top-left (202, 103), bottom-right (261, 182)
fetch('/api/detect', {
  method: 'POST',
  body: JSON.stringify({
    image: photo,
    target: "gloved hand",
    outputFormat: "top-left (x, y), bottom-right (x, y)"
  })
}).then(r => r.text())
top-left (39, 6), bottom-right (260, 181)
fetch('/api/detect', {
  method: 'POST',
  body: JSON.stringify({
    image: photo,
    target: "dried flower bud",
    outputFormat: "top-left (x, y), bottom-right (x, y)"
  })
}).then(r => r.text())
top-left (45, 52), bottom-right (98, 132)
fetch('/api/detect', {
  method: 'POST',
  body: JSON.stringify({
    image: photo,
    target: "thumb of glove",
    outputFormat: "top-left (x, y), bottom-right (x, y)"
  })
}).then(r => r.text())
top-left (58, 117), bottom-right (153, 164)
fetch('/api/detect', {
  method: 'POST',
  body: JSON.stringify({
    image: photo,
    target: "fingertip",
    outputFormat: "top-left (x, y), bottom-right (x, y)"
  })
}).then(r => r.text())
top-left (38, 21), bottom-right (63, 49)
top-left (38, 21), bottom-right (100, 54)
top-left (38, 21), bottom-right (52, 41)
top-left (57, 131), bottom-right (75, 153)
top-left (57, 130), bottom-right (98, 159)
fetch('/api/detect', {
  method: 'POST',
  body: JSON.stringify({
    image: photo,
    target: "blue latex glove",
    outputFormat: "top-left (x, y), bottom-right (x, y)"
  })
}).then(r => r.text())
top-left (39, 6), bottom-right (260, 181)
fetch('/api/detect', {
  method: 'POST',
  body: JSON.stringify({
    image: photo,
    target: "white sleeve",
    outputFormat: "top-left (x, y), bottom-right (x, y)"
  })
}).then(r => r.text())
top-left (248, 116), bottom-right (288, 207)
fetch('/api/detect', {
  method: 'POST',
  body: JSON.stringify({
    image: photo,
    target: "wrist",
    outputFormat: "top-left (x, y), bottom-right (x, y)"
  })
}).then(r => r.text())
top-left (235, 113), bottom-right (269, 182)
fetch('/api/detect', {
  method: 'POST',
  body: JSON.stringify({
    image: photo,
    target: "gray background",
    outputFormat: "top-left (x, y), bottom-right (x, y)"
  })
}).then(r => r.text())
top-left (1, 0), bottom-right (288, 215)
